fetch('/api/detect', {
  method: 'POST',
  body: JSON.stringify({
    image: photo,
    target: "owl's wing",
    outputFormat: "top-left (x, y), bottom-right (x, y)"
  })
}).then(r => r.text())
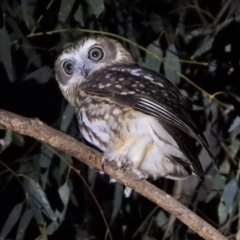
top-left (84, 65), bottom-right (217, 168)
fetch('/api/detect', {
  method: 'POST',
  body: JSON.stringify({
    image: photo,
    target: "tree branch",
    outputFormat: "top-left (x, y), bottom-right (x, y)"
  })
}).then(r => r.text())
top-left (0, 109), bottom-right (226, 240)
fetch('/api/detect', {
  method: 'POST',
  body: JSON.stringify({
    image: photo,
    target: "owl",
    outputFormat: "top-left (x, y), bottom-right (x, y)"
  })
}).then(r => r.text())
top-left (55, 36), bottom-right (216, 196)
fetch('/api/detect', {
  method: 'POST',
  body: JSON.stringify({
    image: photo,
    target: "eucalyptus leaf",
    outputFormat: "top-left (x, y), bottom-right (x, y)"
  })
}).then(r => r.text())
top-left (16, 208), bottom-right (34, 240)
top-left (28, 199), bottom-right (45, 226)
top-left (58, 182), bottom-right (70, 207)
top-left (38, 146), bottom-right (53, 189)
top-left (59, 0), bottom-right (75, 22)
top-left (60, 103), bottom-right (75, 132)
top-left (74, 4), bottom-right (84, 26)
top-left (229, 116), bottom-right (240, 132)
top-left (191, 37), bottom-right (213, 59)
top-left (139, 41), bottom-right (162, 72)
top-left (155, 210), bottom-right (168, 228)
top-left (222, 180), bottom-right (238, 213)
top-left (21, 0), bottom-right (30, 29)
top-left (164, 44), bottom-right (181, 84)
top-left (24, 66), bottom-right (53, 83)
top-left (87, 0), bottom-right (104, 17)
top-left (24, 178), bottom-right (56, 221)
top-left (0, 203), bottom-right (23, 240)
top-left (0, 26), bottom-right (15, 82)
top-left (111, 183), bottom-right (122, 225)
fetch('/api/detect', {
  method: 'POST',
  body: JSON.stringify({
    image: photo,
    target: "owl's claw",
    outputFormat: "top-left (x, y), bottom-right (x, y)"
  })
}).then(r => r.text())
top-left (117, 157), bottom-right (132, 171)
top-left (132, 169), bottom-right (149, 180)
top-left (101, 155), bottom-right (108, 169)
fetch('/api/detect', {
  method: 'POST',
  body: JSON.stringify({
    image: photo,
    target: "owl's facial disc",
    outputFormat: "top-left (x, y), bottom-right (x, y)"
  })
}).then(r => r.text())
top-left (55, 36), bottom-right (135, 88)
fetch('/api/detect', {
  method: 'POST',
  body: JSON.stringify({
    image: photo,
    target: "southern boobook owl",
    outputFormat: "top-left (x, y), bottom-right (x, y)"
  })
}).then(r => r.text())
top-left (54, 35), bottom-right (216, 194)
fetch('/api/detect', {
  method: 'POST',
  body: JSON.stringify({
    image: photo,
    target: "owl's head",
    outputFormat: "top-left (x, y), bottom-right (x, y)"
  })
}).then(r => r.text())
top-left (55, 36), bottom-right (135, 89)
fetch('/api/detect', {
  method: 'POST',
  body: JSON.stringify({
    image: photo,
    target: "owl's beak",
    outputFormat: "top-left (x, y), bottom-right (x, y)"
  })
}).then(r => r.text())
top-left (79, 64), bottom-right (88, 77)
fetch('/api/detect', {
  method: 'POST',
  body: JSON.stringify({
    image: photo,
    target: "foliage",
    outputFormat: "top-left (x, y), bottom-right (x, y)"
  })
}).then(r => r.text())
top-left (0, 0), bottom-right (240, 239)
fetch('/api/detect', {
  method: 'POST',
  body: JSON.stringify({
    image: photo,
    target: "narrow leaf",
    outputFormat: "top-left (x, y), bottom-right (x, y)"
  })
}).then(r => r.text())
top-left (60, 103), bottom-right (75, 132)
top-left (111, 183), bottom-right (122, 225)
top-left (21, 0), bottom-right (30, 29)
top-left (164, 44), bottom-right (181, 84)
top-left (58, 182), bottom-right (70, 207)
top-left (0, 26), bottom-right (15, 82)
top-left (16, 208), bottom-right (34, 240)
top-left (191, 37), bottom-right (213, 59)
top-left (74, 4), bottom-right (84, 25)
top-left (229, 116), bottom-right (240, 132)
top-left (24, 66), bottom-right (52, 84)
top-left (87, 0), bottom-right (104, 17)
top-left (38, 145), bottom-right (53, 189)
top-left (7, 17), bottom-right (41, 68)
top-left (139, 41), bottom-right (162, 72)
top-left (222, 180), bottom-right (238, 212)
top-left (24, 178), bottom-right (56, 221)
top-left (0, 203), bottom-right (23, 240)
top-left (28, 199), bottom-right (45, 226)
top-left (59, 0), bottom-right (75, 22)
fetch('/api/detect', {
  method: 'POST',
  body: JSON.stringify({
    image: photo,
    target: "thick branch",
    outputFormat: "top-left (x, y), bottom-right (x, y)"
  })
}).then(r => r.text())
top-left (0, 109), bottom-right (226, 240)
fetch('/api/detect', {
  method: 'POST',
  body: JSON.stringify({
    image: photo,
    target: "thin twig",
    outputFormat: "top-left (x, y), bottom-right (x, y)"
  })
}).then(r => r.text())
top-left (0, 109), bottom-right (227, 240)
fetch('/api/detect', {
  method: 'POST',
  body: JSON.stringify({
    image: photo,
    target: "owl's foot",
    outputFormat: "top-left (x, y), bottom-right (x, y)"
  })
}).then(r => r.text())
top-left (102, 152), bottom-right (130, 170)
top-left (132, 169), bottom-right (149, 180)
top-left (102, 152), bottom-right (148, 179)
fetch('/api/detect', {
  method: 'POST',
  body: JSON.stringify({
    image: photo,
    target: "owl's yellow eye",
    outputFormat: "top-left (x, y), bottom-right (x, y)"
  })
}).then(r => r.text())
top-left (63, 60), bottom-right (74, 75)
top-left (88, 47), bottom-right (104, 61)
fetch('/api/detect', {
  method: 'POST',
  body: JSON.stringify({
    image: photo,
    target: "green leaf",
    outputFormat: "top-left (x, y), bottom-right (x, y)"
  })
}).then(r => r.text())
top-left (59, 0), bottom-right (75, 22)
top-left (155, 210), bottom-right (168, 228)
top-left (0, 26), bottom-right (15, 82)
top-left (229, 116), bottom-right (240, 132)
top-left (58, 182), bottom-right (70, 207)
top-left (138, 40), bottom-right (162, 72)
top-left (74, 4), bottom-right (84, 26)
top-left (218, 180), bottom-right (239, 224)
top-left (24, 66), bottom-right (53, 83)
top-left (164, 44), bottom-right (181, 84)
top-left (24, 178), bottom-right (56, 221)
top-left (16, 208), bottom-right (34, 240)
top-left (21, 0), bottom-right (30, 29)
top-left (0, 203), bottom-right (23, 240)
top-left (87, 0), bottom-right (104, 17)
top-left (111, 183), bottom-right (122, 225)
top-left (60, 103), bottom-right (75, 132)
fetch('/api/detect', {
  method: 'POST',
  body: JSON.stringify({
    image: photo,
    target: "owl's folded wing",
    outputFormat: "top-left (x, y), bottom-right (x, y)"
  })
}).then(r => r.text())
top-left (84, 65), bottom-right (217, 168)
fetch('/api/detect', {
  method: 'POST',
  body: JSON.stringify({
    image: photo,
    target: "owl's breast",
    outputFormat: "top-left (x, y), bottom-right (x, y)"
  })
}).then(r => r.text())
top-left (76, 97), bottom-right (132, 151)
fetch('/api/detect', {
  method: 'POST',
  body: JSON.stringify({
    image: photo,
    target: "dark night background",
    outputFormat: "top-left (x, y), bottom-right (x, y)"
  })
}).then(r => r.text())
top-left (0, 0), bottom-right (240, 239)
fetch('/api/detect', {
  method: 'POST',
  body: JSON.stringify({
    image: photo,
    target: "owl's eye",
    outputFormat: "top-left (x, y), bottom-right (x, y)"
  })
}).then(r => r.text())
top-left (63, 60), bottom-right (75, 75)
top-left (88, 47), bottom-right (104, 61)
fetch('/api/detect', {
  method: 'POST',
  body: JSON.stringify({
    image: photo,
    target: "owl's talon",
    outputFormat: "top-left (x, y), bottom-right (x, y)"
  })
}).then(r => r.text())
top-left (132, 169), bottom-right (149, 180)
top-left (101, 155), bottom-right (111, 169)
